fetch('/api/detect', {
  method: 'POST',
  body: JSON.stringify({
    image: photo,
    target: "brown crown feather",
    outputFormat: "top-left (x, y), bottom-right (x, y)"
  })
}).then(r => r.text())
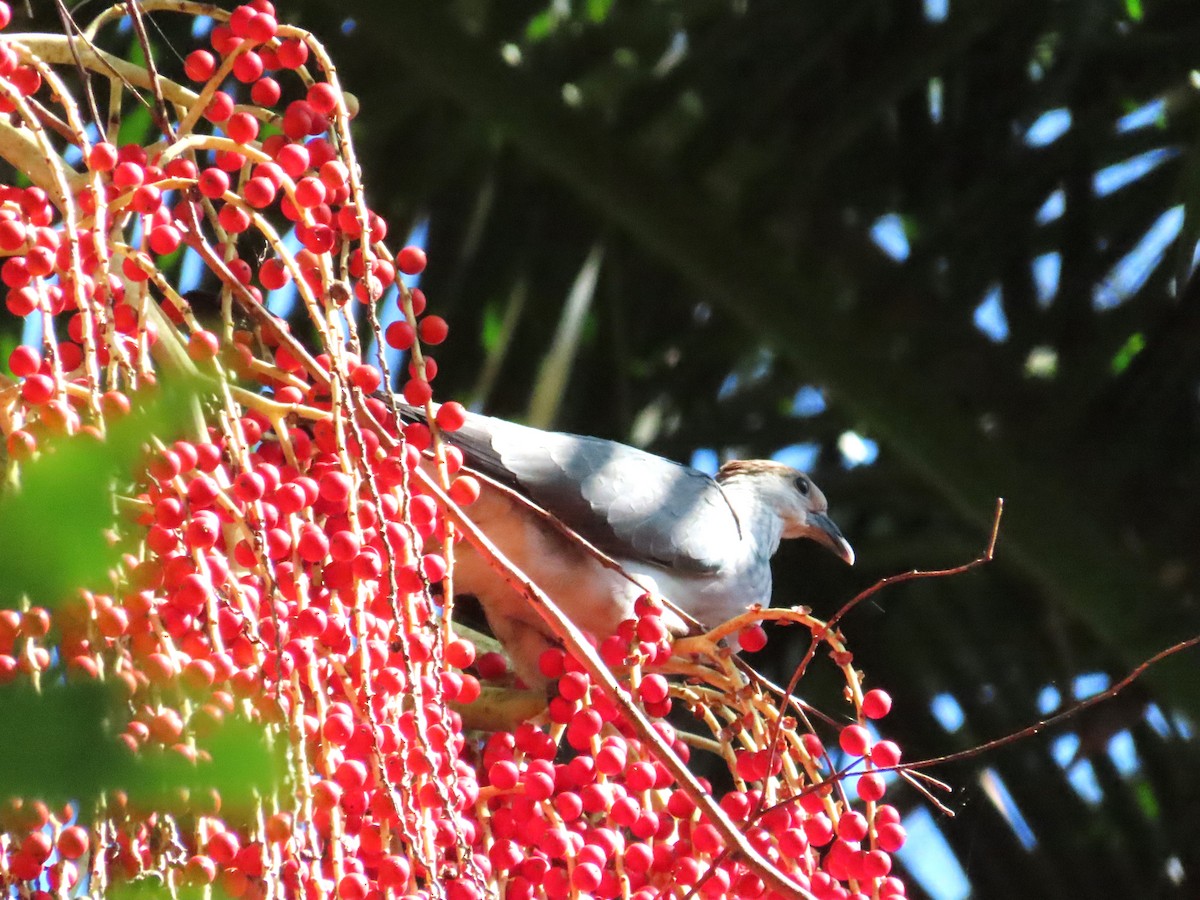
top-left (714, 459), bottom-right (798, 481)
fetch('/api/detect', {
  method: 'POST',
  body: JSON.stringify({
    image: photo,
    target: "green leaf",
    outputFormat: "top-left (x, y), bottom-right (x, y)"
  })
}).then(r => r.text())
top-left (0, 379), bottom-right (200, 606)
top-left (1111, 331), bottom-right (1145, 374)
top-left (0, 679), bottom-right (283, 810)
top-left (481, 300), bottom-right (504, 352)
top-left (525, 9), bottom-right (558, 42)
top-left (0, 333), bottom-right (19, 374)
top-left (110, 882), bottom-right (209, 900)
top-left (0, 681), bottom-right (130, 803)
top-left (587, 0), bottom-right (615, 24)
top-left (128, 716), bottom-right (286, 815)
top-left (117, 102), bottom-right (154, 149)
top-left (1125, 0), bottom-right (1144, 22)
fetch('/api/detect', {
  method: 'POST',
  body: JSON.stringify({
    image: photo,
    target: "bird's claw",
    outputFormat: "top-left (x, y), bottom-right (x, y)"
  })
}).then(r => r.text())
top-left (671, 634), bottom-right (725, 662)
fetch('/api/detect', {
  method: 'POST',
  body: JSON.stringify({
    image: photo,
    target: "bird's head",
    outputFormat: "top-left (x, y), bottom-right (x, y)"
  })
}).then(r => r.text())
top-left (716, 460), bottom-right (855, 565)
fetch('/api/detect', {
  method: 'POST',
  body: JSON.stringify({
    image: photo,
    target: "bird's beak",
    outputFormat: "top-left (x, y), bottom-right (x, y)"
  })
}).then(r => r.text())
top-left (806, 512), bottom-right (855, 565)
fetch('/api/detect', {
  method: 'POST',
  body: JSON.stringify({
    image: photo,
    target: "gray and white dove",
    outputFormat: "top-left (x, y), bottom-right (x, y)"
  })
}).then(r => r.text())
top-left (406, 404), bottom-right (853, 685)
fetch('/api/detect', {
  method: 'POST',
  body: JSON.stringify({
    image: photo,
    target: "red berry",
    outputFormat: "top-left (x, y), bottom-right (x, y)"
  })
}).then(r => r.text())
top-left (112, 161), bottom-right (144, 188)
top-left (219, 203), bottom-right (251, 233)
top-left (856, 771), bottom-right (887, 802)
top-left (349, 363), bottom-right (381, 393)
top-left (838, 810), bottom-right (869, 842)
top-left (20, 373), bottom-right (54, 405)
top-left (23, 831), bottom-right (52, 863)
top-left (839, 724), bottom-right (872, 757)
top-left (56, 826), bottom-right (89, 860)
top-left (148, 224), bottom-right (182, 256)
top-left (448, 474), bottom-right (480, 506)
top-left (298, 223), bottom-right (334, 252)
top-left (226, 111), bottom-right (260, 144)
top-left (862, 849), bottom-right (892, 878)
top-left (216, 149), bottom-right (246, 172)
top-left (8, 345), bottom-right (39, 377)
top-left (419, 315), bottom-right (449, 344)
top-left (804, 813), bottom-right (834, 846)
top-left (0, 218), bottom-right (25, 251)
top-left (476, 652), bottom-right (507, 680)
top-left (572, 862), bottom-right (602, 892)
top-left (282, 100), bottom-right (316, 139)
top-left (276, 38), bottom-right (309, 69)
top-left (421, 553), bottom-right (447, 582)
top-left (627, 761), bottom-right (658, 792)
top-left (338, 873), bottom-right (369, 900)
top-left (377, 855), bottom-right (411, 890)
top-left (245, 12), bottom-right (278, 43)
top-left (206, 831), bottom-right (239, 865)
top-left (403, 378), bottom-right (432, 406)
top-left (184, 49), bottom-right (216, 81)
top-left (251, 76), bottom-right (282, 107)
top-left (242, 176), bottom-right (276, 209)
top-left (265, 812), bottom-right (292, 844)
top-left (538, 649), bottom-right (566, 680)
top-left (87, 142), bottom-right (118, 172)
top-left (294, 176), bottom-right (326, 208)
top-left (385, 320), bottom-right (415, 350)
top-left (862, 688), bottom-right (893, 719)
top-left (229, 4), bottom-right (256, 36)
top-left (198, 167), bottom-right (230, 199)
top-left (205, 91), bottom-right (235, 123)
top-left (275, 142), bottom-right (310, 177)
top-left (307, 82), bottom-right (339, 115)
top-left (6, 430), bottom-right (34, 459)
top-left (329, 530), bottom-right (360, 562)
top-left (639, 673), bottom-right (669, 704)
top-left (131, 184), bottom-right (162, 214)
top-left (1, 256), bottom-right (30, 289)
top-left (488, 760), bottom-right (518, 790)
top-left (875, 822), bottom-right (907, 853)
top-left (397, 245), bottom-right (426, 275)
top-left (871, 739), bottom-right (902, 768)
top-left (232, 50), bottom-right (264, 83)
top-left (446, 638), bottom-right (476, 669)
top-left (321, 159), bottom-right (349, 191)
top-left (738, 624), bottom-right (768, 652)
top-left (433, 401), bottom-right (466, 431)
top-left (188, 330), bottom-right (220, 361)
top-left (259, 257), bottom-right (290, 290)
top-left (322, 713), bottom-right (354, 745)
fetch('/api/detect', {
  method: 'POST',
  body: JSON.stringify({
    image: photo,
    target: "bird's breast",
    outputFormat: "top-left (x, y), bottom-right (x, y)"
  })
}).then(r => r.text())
top-left (621, 551), bottom-right (772, 631)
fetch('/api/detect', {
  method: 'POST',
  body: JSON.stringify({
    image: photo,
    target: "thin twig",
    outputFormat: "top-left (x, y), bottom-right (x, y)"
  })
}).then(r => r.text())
top-left (747, 500), bottom-right (1004, 825)
top-left (123, 0), bottom-right (176, 140)
top-left (898, 632), bottom-right (1200, 773)
top-left (53, 0), bottom-right (104, 133)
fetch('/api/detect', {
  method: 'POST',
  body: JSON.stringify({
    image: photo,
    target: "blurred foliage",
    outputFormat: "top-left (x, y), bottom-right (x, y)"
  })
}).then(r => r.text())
top-left (0, 380), bottom-right (195, 606)
top-left (0, 682), bottom-right (281, 813)
top-left (10, 0), bottom-right (1200, 895)
top-left (0, 381), bottom-right (281, 819)
top-left (0, 682), bottom-right (132, 804)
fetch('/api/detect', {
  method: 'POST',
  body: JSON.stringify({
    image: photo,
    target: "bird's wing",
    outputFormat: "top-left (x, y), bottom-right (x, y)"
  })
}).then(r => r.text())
top-left (443, 411), bottom-right (741, 574)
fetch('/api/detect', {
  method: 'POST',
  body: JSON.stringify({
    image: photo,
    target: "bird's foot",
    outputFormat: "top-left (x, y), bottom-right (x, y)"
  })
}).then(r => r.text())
top-left (670, 634), bottom-right (728, 664)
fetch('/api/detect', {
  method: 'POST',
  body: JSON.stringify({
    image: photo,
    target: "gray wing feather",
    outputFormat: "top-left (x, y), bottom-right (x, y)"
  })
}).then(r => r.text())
top-left (435, 409), bottom-right (740, 573)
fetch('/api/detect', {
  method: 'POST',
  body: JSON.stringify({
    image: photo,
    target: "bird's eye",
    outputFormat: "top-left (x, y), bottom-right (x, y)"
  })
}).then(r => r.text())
top-left (794, 476), bottom-right (810, 496)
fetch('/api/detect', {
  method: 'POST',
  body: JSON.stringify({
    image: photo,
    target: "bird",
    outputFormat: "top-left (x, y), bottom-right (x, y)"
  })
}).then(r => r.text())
top-left (402, 403), bottom-right (854, 687)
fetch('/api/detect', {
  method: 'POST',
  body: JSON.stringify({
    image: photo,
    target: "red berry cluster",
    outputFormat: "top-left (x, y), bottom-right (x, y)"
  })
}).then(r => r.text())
top-left (0, 4), bottom-right (913, 898)
top-left (464, 597), bottom-right (910, 900)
